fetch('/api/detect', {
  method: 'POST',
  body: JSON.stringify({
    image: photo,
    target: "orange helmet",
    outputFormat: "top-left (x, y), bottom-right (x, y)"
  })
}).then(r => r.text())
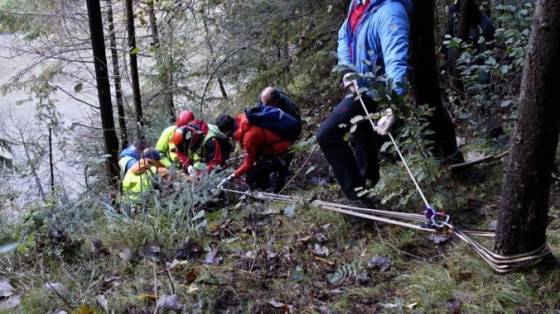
top-left (176, 110), bottom-right (195, 127)
top-left (172, 124), bottom-right (205, 152)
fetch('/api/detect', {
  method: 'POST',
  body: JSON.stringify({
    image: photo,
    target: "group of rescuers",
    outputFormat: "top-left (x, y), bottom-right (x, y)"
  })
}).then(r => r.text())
top-left (119, 0), bottom-right (494, 207)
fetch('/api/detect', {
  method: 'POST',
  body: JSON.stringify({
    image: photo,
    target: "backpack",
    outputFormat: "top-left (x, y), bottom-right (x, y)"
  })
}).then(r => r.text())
top-left (256, 91), bottom-right (301, 123)
top-left (245, 105), bottom-right (301, 141)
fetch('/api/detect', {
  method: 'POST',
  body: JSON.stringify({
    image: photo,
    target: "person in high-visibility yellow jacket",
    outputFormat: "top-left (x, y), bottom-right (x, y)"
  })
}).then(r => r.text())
top-left (156, 110), bottom-right (195, 167)
top-left (122, 149), bottom-right (169, 202)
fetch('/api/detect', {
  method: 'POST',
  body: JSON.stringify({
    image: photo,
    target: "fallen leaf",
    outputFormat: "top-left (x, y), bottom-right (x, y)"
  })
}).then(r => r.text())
top-left (140, 243), bottom-right (161, 262)
top-left (185, 269), bottom-right (199, 285)
top-left (176, 238), bottom-right (203, 261)
top-left (289, 266), bottom-right (304, 283)
top-left (95, 295), bottom-right (108, 312)
top-left (429, 234), bottom-right (450, 245)
top-left (157, 294), bottom-right (185, 312)
top-left (269, 298), bottom-right (293, 313)
top-left (118, 248), bottom-right (132, 262)
top-left (458, 271), bottom-right (472, 281)
top-left (102, 272), bottom-right (122, 291)
top-left (0, 295), bottom-right (21, 311)
top-left (75, 304), bottom-right (95, 314)
top-left (446, 299), bottom-right (462, 314)
top-left (367, 256), bottom-right (392, 272)
top-left (314, 232), bottom-right (329, 243)
top-left (137, 293), bottom-right (157, 302)
top-left (0, 278), bottom-right (14, 297)
top-left (284, 205), bottom-right (296, 218)
top-left (296, 235), bottom-right (312, 243)
top-left (311, 244), bottom-right (329, 257)
top-left (44, 282), bottom-right (68, 297)
top-left (326, 272), bottom-right (342, 285)
top-left (186, 284), bottom-right (199, 294)
top-left (204, 248), bottom-right (222, 265)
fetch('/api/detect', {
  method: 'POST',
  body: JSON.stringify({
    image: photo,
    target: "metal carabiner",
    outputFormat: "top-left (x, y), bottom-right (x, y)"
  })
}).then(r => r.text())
top-left (425, 205), bottom-right (450, 230)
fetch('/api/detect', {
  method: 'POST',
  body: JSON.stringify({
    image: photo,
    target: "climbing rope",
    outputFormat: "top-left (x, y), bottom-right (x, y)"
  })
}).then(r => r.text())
top-left (219, 82), bottom-right (552, 273)
top-left (220, 187), bottom-right (551, 273)
top-left (351, 81), bottom-right (448, 228)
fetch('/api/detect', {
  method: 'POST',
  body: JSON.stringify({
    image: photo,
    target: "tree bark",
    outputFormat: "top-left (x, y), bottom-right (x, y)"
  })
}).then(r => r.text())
top-left (125, 0), bottom-right (144, 126)
top-left (153, 2), bottom-right (175, 120)
top-left (202, 12), bottom-right (228, 99)
top-left (86, 0), bottom-right (120, 189)
top-left (449, 0), bottom-right (478, 95)
top-left (409, 0), bottom-right (462, 160)
top-left (106, 0), bottom-right (128, 148)
top-left (146, 0), bottom-right (160, 46)
top-left (495, 0), bottom-right (560, 255)
top-left (48, 127), bottom-right (54, 195)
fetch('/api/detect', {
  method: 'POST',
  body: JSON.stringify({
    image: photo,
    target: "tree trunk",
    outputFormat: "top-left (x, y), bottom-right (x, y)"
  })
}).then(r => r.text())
top-left (48, 127), bottom-right (54, 195)
top-left (409, 0), bottom-right (462, 160)
top-left (164, 27), bottom-right (175, 119)
top-left (106, 0), bottom-right (128, 148)
top-left (202, 13), bottom-right (228, 99)
top-left (147, 0), bottom-right (160, 46)
top-left (155, 2), bottom-right (176, 120)
top-left (86, 0), bottom-right (120, 189)
top-left (125, 0), bottom-right (144, 127)
top-left (449, 0), bottom-right (477, 95)
top-left (495, 0), bottom-right (560, 255)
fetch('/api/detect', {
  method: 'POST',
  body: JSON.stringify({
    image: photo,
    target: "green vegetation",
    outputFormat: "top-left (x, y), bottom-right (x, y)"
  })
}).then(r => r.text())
top-left (1, 0), bottom-right (559, 312)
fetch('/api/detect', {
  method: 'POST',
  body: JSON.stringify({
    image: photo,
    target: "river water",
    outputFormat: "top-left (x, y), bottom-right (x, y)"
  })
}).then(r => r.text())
top-left (0, 33), bottom-right (94, 218)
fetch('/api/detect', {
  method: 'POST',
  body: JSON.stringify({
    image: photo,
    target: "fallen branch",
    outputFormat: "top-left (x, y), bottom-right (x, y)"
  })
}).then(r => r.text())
top-left (448, 151), bottom-right (509, 170)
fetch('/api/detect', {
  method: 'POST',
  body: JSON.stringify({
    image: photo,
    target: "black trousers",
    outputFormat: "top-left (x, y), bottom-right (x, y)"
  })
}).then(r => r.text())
top-left (316, 94), bottom-right (380, 199)
top-left (246, 154), bottom-right (293, 193)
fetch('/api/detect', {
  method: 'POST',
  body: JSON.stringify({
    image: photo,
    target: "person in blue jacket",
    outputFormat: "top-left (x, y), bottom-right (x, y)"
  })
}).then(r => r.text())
top-left (316, 0), bottom-right (412, 206)
top-left (119, 145), bottom-right (141, 179)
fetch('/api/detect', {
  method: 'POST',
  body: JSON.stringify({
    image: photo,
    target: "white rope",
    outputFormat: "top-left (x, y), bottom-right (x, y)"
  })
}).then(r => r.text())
top-left (221, 187), bottom-right (551, 273)
top-left (351, 81), bottom-right (431, 209)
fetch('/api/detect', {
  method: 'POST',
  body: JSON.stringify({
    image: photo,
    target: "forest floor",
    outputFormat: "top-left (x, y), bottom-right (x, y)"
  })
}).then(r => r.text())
top-left (1, 139), bottom-right (559, 313)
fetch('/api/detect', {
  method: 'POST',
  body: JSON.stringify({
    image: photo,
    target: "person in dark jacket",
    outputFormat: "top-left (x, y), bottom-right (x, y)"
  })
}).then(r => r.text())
top-left (219, 113), bottom-right (292, 193)
top-left (199, 115), bottom-right (235, 173)
top-left (316, 0), bottom-right (410, 206)
top-left (171, 119), bottom-right (209, 173)
top-left (259, 87), bottom-right (301, 122)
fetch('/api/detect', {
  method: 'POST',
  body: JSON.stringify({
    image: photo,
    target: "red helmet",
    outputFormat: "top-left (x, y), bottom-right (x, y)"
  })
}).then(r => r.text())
top-left (176, 110), bottom-right (195, 127)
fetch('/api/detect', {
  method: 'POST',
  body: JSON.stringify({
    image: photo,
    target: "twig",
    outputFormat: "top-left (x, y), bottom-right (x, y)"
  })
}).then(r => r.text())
top-left (275, 144), bottom-right (319, 196)
top-left (150, 224), bottom-right (176, 294)
top-left (312, 255), bottom-right (335, 266)
top-left (153, 262), bottom-right (158, 314)
top-left (448, 151), bottom-right (509, 170)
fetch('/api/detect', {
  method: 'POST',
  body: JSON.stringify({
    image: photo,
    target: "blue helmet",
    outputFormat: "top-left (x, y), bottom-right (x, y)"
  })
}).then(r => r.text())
top-left (142, 148), bottom-right (161, 161)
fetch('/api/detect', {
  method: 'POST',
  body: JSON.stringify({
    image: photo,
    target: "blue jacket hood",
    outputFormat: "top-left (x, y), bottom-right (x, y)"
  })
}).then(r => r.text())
top-left (120, 146), bottom-right (140, 160)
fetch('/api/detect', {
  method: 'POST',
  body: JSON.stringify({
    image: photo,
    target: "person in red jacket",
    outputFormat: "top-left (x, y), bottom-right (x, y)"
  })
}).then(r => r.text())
top-left (219, 113), bottom-right (292, 193)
